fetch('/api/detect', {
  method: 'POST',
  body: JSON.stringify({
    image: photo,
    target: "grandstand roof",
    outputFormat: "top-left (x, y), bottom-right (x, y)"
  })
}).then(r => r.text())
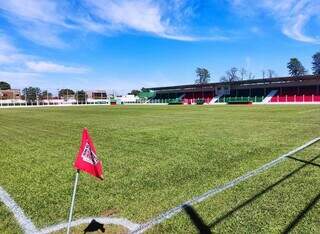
top-left (147, 75), bottom-right (320, 92)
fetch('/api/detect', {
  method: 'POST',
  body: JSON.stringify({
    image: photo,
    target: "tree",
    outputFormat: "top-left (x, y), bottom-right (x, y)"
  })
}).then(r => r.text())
top-left (75, 90), bottom-right (87, 103)
top-left (312, 52), bottom-right (320, 75)
top-left (248, 72), bottom-right (255, 80)
top-left (267, 69), bottom-right (276, 78)
top-left (220, 67), bottom-right (240, 82)
top-left (23, 87), bottom-right (41, 102)
top-left (40, 90), bottom-right (52, 100)
top-left (287, 58), bottom-right (307, 77)
top-left (195, 67), bottom-right (211, 84)
top-left (240, 68), bottom-right (247, 80)
top-left (59, 89), bottom-right (75, 99)
top-left (129, 90), bottom-right (140, 96)
top-left (0, 81), bottom-right (11, 90)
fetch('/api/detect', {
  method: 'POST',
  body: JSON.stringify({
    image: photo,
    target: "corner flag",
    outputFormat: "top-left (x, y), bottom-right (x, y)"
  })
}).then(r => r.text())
top-left (67, 128), bottom-right (104, 234)
top-left (74, 128), bottom-right (104, 180)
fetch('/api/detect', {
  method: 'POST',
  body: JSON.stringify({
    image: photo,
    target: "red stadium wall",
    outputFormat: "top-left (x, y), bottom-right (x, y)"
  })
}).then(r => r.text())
top-left (270, 86), bottom-right (320, 103)
top-left (183, 91), bottom-right (214, 104)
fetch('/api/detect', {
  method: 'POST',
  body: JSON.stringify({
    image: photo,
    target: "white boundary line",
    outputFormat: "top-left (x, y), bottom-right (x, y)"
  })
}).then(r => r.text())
top-left (131, 137), bottom-right (320, 233)
top-left (0, 187), bottom-right (38, 234)
top-left (39, 217), bottom-right (140, 233)
top-left (0, 185), bottom-right (140, 234)
top-left (0, 103), bottom-right (110, 109)
top-left (1, 137), bottom-right (320, 233)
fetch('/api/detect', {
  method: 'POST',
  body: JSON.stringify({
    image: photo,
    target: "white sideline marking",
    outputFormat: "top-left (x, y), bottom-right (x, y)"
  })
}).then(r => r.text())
top-left (0, 187), bottom-right (140, 233)
top-left (40, 217), bottom-right (140, 233)
top-left (132, 137), bottom-right (320, 233)
top-left (0, 187), bottom-right (38, 234)
top-left (1, 137), bottom-right (320, 233)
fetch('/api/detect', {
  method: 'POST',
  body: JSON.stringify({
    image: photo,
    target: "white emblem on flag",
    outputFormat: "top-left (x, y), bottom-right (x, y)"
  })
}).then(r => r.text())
top-left (81, 142), bottom-right (99, 165)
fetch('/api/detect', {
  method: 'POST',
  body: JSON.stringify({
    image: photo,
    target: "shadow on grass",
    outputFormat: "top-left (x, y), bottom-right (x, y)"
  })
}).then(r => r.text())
top-left (183, 154), bottom-right (320, 233)
top-left (183, 205), bottom-right (211, 234)
top-left (208, 154), bottom-right (320, 228)
top-left (84, 219), bottom-right (105, 233)
top-left (282, 192), bottom-right (320, 233)
top-left (287, 156), bottom-right (320, 168)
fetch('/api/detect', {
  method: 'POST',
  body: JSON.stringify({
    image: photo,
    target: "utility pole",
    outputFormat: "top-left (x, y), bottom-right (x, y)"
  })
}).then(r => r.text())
top-left (25, 89), bottom-right (27, 106)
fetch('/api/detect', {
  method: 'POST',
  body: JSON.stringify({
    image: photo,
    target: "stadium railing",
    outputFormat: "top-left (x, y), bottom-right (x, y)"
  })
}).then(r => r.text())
top-left (218, 96), bottom-right (265, 103)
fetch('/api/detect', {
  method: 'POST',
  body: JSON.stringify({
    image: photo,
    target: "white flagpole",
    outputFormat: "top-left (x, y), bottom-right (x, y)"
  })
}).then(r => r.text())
top-left (67, 169), bottom-right (80, 234)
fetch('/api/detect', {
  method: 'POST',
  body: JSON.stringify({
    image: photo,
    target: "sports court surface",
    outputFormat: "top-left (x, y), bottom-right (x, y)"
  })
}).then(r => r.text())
top-left (1, 105), bottom-right (320, 233)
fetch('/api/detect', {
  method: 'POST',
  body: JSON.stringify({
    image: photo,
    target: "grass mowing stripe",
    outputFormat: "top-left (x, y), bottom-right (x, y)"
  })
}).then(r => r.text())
top-left (133, 137), bottom-right (320, 233)
top-left (5, 138), bottom-right (318, 233)
top-left (1, 105), bottom-right (320, 233)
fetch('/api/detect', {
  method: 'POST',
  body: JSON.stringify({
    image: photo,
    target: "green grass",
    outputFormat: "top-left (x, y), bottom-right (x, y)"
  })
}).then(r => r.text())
top-left (0, 105), bottom-right (320, 233)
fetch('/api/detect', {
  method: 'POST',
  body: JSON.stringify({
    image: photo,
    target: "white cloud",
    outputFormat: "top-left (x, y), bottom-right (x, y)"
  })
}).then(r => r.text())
top-left (0, 70), bottom-right (40, 88)
top-left (282, 13), bottom-right (318, 43)
top-left (19, 23), bottom-right (67, 48)
top-left (231, 0), bottom-right (320, 43)
top-left (250, 26), bottom-right (261, 34)
top-left (85, 0), bottom-right (165, 34)
top-left (83, 0), bottom-right (210, 41)
top-left (0, 34), bottom-right (35, 65)
top-left (0, 54), bottom-right (28, 64)
top-left (245, 56), bottom-right (251, 70)
top-left (0, 0), bottom-right (72, 48)
top-left (0, 0), bottom-right (226, 47)
top-left (26, 61), bottom-right (88, 74)
top-left (0, 35), bottom-right (88, 75)
top-left (0, 35), bottom-right (17, 53)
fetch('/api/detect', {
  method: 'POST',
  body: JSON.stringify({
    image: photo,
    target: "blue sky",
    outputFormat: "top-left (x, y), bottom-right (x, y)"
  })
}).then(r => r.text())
top-left (0, 0), bottom-right (319, 94)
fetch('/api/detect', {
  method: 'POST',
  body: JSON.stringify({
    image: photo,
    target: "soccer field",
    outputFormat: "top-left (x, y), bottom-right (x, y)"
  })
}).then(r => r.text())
top-left (1, 105), bottom-right (320, 234)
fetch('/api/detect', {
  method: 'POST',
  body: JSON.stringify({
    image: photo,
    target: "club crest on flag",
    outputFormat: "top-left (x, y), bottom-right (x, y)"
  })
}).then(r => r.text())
top-left (81, 142), bottom-right (99, 165)
top-left (74, 128), bottom-right (104, 180)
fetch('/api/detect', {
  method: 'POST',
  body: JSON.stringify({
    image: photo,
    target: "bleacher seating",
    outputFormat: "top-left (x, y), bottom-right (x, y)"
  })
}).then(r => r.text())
top-left (152, 93), bottom-right (185, 103)
top-left (270, 86), bottom-right (320, 103)
top-left (218, 96), bottom-right (264, 103)
top-left (183, 92), bottom-right (214, 104)
top-left (152, 92), bottom-right (213, 104)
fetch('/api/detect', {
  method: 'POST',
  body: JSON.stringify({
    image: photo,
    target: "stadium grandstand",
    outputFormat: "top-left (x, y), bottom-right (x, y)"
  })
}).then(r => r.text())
top-left (144, 75), bottom-right (320, 104)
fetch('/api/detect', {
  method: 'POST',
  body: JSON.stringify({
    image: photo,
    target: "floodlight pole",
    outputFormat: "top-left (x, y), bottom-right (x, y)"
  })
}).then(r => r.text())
top-left (25, 90), bottom-right (27, 106)
top-left (66, 169), bottom-right (80, 234)
top-left (76, 91), bottom-right (79, 105)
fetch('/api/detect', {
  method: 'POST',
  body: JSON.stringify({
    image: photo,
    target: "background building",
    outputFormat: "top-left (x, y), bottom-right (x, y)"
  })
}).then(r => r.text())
top-left (86, 90), bottom-right (108, 104)
top-left (117, 94), bottom-right (139, 104)
top-left (86, 90), bottom-right (107, 99)
top-left (0, 89), bottom-right (21, 100)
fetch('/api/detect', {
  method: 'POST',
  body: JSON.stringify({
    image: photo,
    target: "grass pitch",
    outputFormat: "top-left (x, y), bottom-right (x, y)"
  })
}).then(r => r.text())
top-left (0, 105), bottom-right (320, 233)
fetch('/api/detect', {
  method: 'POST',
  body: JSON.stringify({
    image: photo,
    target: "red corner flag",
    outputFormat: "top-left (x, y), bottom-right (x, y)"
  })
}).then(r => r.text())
top-left (74, 128), bottom-right (103, 180)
